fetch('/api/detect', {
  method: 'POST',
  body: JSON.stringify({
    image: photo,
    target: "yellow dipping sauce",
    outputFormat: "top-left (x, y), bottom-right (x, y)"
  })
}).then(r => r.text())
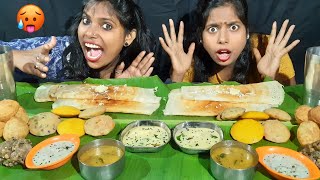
top-left (80, 145), bottom-right (124, 166)
top-left (211, 146), bottom-right (254, 169)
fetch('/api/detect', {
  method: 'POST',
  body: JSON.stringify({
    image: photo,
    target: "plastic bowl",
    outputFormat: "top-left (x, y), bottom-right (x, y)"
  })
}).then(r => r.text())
top-left (25, 134), bottom-right (80, 170)
top-left (256, 146), bottom-right (320, 180)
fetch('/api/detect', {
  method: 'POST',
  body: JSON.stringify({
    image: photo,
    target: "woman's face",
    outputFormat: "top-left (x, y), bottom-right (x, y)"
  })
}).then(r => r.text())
top-left (78, 2), bottom-right (135, 69)
top-left (202, 4), bottom-right (247, 67)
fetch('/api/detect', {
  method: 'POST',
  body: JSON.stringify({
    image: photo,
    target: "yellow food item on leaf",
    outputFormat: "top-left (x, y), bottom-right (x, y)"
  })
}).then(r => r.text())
top-left (51, 106), bottom-right (80, 117)
top-left (240, 111), bottom-right (269, 120)
top-left (57, 118), bottom-right (85, 137)
top-left (230, 119), bottom-right (264, 144)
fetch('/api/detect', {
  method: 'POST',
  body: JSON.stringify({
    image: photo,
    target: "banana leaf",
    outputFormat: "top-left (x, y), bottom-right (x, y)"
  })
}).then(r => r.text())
top-left (0, 76), bottom-right (305, 180)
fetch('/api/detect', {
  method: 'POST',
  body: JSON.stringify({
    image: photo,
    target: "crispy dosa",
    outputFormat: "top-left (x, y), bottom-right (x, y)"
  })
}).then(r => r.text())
top-left (180, 81), bottom-right (284, 106)
top-left (163, 89), bottom-right (273, 116)
top-left (34, 84), bottom-right (161, 103)
top-left (52, 99), bottom-right (160, 115)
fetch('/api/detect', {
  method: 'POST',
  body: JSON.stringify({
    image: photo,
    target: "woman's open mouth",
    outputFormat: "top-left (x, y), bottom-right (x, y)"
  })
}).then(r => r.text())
top-left (84, 43), bottom-right (103, 62)
top-left (216, 49), bottom-right (231, 62)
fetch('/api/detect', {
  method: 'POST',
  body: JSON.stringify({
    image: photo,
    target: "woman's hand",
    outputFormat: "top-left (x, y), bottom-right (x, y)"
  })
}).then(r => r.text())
top-left (254, 20), bottom-right (300, 79)
top-left (114, 51), bottom-right (155, 78)
top-left (13, 36), bottom-right (57, 78)
top-left (159, 19), bottom-right (195, 82)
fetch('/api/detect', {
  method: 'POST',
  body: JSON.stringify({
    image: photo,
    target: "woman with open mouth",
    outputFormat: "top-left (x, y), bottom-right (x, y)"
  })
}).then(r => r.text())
top-left (11, 0), bottom-right (155, 81)
top-left (159, 0), bottom-right (300, 86)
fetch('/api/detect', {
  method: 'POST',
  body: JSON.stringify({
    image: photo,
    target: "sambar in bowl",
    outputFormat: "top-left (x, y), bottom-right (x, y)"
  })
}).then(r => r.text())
top-left (77, 139), bottom-right (125, 180)
top-left (210, 140), bottom-right (258, 180)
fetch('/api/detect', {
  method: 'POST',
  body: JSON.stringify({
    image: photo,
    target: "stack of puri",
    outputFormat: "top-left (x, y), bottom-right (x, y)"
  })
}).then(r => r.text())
top-left (0, 100), bottom-right (32, 167)
top-left (163, 81), bottom-right (285, 116)
top-left (296, 105), bottom-right (320, 168)
top-left (34, 84), bottom-right (161, 115)
top-left (0, 100), bottom-right (29, 141)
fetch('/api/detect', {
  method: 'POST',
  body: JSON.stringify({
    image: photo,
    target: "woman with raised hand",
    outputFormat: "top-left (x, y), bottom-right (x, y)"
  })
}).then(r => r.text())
top-left (159, 0), bottom-right (300, 85)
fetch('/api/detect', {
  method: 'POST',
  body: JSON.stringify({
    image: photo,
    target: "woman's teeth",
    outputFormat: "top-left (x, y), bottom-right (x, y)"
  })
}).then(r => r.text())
top-left (85, 43), bottom-right (101, 49)
top-left (84, 43), bottom-right (102, 60)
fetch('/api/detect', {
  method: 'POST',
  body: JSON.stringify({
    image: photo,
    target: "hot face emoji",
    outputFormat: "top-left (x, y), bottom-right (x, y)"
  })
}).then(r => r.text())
top-left (17, 4), bottom-right (45, 33)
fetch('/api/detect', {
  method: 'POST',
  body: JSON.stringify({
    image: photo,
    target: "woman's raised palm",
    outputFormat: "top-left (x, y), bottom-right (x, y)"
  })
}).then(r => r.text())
top-left (159, 19), bottom-right (195, 82)
top-left (254, 20), bottom-right (300, 79)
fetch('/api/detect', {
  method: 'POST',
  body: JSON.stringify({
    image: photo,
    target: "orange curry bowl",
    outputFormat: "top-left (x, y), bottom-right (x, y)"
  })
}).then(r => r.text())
top-left (25, 134), bottom-right (80, 170)
top-left (256, 146), bottom-right (320, 180)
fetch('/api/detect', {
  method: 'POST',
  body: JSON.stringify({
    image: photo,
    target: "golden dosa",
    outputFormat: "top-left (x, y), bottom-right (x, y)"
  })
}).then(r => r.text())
top-left (34, 83), bottom-right (161, 115)
top-left (34, 84), bottom-right (161, 103)
top-left (180, 81), bottom-right (284, 106)
top-left (52, 99), bottom-right (159, 115)
top-left (163, 88), bottom-right (277, 116)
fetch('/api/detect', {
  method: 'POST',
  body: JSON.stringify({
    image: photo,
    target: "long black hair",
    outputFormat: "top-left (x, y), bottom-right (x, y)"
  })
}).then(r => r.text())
top-left (59, 0), bottom-right (153, 81)
top-left (189, 0), bottom-right (252, 84)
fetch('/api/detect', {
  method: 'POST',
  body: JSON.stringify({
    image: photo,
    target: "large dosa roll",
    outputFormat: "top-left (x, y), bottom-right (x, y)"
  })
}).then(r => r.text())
top-left (52, 99), bottom-right (160, 115)
top-left (163, 81), bottom-right (285, 117)
top-left (34, 84), bottom-right (161, 103)
top-left (34, 83), bottom-right (161, 115)
top-left (180, 81), bottom-right (284, 106)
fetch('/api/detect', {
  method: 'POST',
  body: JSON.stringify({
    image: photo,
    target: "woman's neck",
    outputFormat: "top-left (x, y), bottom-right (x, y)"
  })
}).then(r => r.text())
top-left (99, 57), bottom-right (120, 79)
top-left (217, 65), bottom-right (234, 81)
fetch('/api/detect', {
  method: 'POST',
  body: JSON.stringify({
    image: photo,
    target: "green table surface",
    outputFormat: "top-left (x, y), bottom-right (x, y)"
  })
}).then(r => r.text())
top-left (0, 77), bottom-right (306, 180)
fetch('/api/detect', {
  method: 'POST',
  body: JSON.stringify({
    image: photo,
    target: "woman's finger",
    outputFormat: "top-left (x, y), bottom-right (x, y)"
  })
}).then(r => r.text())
top-left (24, 63), bottom-right (46, 78)
top-left (114, 62), bottom-right (125, 78)
top-left (34, 61), bottom-right (49, 72)
top-left (36, 53), bottom-right (50, 63)
top-left (143, 67), bottom-right (154, 77)
top-left (32, 68), bottom-right (47, 78)
top-left (187, 42), bottom-right (195, 57)
top-left (274, 19), bottom-right (289, 45)
top-left (279, 39), bottom-right (300, 57)
top-left (140, 57), bottom-right (155, 75)
top-left (159, 37), bottom-right (171, 54)
top-left (131, 51), bottom-right (146, 68)
top-left (177, 21), bottom-right (184, 44)
top-left (162, 24), bottom-right (172, 47)
top-left (169, 19), bottom-right (177, 42)
top-left (253, 48), bottom-right (262, 63)
top-left (267, 21), bottom-right (277, 51)
top-left (137, 52), bottom-right (154, 69)
top-left (278, 25), bottom-right (296, 49)
top-left (41, 36), bottom-right (57, 54)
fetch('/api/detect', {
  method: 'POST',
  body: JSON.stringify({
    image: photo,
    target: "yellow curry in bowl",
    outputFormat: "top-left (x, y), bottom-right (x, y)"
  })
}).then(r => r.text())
top-left (79, 145), bottom-right (124, 167)
top-left (211, 146), bottom-right (255, 169)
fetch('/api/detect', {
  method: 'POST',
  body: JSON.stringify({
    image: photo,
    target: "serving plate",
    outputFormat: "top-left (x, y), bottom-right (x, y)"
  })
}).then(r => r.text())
top-left (256, 146), bottom-right (320, 180)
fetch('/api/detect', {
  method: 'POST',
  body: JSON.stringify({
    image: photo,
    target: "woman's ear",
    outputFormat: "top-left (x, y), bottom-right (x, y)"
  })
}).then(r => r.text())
top-left (124, 29), bottom-right (137, 47)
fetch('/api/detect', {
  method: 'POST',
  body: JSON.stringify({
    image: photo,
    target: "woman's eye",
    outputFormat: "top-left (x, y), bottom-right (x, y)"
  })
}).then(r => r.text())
top-left (102, 23), bottom-right (112, 30)
top-left (230, 24), bottom-right (239, 31)
top-left (208, 27), bottom-right (218, 33)
top-left (82, 17), bottom-right (90, 25)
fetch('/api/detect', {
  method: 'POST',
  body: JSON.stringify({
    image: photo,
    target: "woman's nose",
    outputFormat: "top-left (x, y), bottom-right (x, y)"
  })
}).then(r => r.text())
top-left (84, 25), bottom-right (98, 38)
top-left (217, 28), bottom-right (229, 44)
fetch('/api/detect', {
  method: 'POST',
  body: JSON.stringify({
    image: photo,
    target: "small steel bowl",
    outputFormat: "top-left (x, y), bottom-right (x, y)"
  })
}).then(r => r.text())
top-left (119, 120), bottom-right (171, 153)
top-left (210, 140), bottom-right (258, 180)
top-left (77, 139), bottom-right (125, 180)
top-left (172, 121), bottom-right (224, 154)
